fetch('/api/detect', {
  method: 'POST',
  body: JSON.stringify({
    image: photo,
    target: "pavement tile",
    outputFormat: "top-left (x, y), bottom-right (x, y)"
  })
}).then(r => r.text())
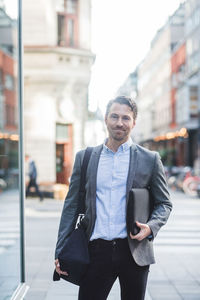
top-left (149, 265), bottom-right (167, 281)
top-left (30, 279), bottom-right (51, 289)
top-left (182, 296), bottom-right (200, 300)
top-left (174, 282), bottom-right (200, 294)
top-left (148, 282), bottom-right (182, 299)
top-left (24, 291), bottom-right (47, 300)
top-left (45, 296), bottom-right (76, 300)
top-left (107, 280), bottom-right (120, 299)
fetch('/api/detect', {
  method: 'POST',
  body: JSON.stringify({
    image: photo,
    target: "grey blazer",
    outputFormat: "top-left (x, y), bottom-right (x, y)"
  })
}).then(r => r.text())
top-left (55, 143), bottom-right (172, 266)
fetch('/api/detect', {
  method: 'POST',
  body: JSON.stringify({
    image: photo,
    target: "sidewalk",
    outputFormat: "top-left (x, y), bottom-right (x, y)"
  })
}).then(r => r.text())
top-left (23, 190), bottom-right (200, 300)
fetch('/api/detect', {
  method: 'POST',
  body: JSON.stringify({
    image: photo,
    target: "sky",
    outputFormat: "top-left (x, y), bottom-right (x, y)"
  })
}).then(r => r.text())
top-left (89, 0), bottom-right (183, 113)
top-left (3, 0), bottom-right (18, 19)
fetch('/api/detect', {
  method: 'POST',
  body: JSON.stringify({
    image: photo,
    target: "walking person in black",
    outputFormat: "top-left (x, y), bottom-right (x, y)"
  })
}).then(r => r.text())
top-left (25, 154), bottom-right (43, 201)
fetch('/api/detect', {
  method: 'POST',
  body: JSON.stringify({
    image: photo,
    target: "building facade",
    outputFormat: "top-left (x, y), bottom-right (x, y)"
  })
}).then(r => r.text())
top-left (23, 0), bottom-right (94, 185)
top-left (166, 0), bottom-right (200, 167)
top-left (136, 3), bottom-right (185, 163)
top-left (117, 70), bottom-right (138, 99)
top-left (183, 0), bottom-right (200, 166)
top-left (170, 41), bottom-right (188, 166)
top-left (0, 1), bottom-right (95, 299)
top-left (119, 1), bottom-right (200, 168)
top-left (118, 2), bottom-right (200, 167)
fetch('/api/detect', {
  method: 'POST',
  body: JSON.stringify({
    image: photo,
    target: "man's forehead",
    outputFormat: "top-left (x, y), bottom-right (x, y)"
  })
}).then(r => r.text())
top-left (109, 103), bottom-right (132, 114)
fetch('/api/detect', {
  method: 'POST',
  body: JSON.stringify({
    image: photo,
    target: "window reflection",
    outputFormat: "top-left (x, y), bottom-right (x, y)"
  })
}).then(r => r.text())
top-left (0, 4), bottom-right (18, 190)
top-left (0, 1), bottom-right (21, 300)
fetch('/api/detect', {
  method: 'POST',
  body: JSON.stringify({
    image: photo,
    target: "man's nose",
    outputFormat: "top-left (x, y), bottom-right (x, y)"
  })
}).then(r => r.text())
top-left (116, 118), bottom-right (123, 126)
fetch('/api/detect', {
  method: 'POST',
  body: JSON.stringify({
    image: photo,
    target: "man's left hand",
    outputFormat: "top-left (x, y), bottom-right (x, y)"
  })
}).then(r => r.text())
top-left (130, 221), bottom-right (151, 241)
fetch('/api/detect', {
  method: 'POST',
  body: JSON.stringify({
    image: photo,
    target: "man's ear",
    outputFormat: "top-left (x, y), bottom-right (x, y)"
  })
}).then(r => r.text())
top-left (105, 115), bottom-right (108, 125)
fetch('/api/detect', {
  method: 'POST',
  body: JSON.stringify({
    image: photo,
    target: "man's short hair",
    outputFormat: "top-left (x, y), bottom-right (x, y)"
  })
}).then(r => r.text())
top-left (105, 96), bottom-right (138, 120)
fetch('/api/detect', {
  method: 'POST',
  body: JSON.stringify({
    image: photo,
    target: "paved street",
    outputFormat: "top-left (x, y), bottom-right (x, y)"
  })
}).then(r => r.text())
top-left (22, 190), bottom-right (200, 300)
top-left (0, 191), bottom-right (21, 300)
top-left (148, 191), bottom-right (200, 300)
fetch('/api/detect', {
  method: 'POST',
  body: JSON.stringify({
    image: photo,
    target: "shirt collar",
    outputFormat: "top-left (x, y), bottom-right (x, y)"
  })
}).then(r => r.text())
top-left (103, 138), bottom-right (133, 153)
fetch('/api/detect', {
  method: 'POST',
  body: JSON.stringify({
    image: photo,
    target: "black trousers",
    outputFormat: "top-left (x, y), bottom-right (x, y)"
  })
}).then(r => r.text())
top-left (78, 238), bottom-right (149, 300)
top-left (26, 178), bottom-right (43, 200)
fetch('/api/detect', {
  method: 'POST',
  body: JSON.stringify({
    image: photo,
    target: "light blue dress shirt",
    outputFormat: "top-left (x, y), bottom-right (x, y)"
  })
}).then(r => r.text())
top-left (90, 138), bottom-right (132, 241)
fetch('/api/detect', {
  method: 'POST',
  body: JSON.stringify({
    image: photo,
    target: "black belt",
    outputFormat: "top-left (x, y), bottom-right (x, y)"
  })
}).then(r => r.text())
top-left (89, 237), bottom-right (127, 247)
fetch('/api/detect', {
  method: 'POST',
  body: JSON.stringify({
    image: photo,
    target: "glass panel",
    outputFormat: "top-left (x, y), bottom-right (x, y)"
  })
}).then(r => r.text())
top-left (56, 123), bottom-right (68, 140)
top-left (0, 1), bottom-right (21, 299)
top-left (68, 18), bottom-right (74, 46)
top-left (56, 0), bottom-right (65, 12)
top-left (57, 14), bottom-right (65, 46)
top-left (190, 86), bottom-right (198, 118)
top-left (56, 0), bottom-right (77, 14)
top-left (56, 144), bottom-right (64, 173)
top-left (66, 0), bottom-right (77, 14)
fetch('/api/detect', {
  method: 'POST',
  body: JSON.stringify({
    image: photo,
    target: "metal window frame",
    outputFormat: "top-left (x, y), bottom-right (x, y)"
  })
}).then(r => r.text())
top-left (18, 0), bottom-right (25, 284)
top-left (10, 0), bottom-right (28, 298)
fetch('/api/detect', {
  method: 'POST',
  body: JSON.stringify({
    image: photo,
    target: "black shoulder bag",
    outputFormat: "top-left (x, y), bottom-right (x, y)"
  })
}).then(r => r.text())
top-left (53, 147), bottom-right (93, 285)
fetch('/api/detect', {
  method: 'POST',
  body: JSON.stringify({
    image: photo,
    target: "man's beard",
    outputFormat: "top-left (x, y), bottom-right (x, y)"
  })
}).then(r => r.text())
top-left (111, 129), bottom-right (128, 141)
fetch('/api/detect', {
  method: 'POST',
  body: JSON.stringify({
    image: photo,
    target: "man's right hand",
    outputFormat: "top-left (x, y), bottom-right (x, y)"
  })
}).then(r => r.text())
top-left (55, 259), bottom-right (68, 276)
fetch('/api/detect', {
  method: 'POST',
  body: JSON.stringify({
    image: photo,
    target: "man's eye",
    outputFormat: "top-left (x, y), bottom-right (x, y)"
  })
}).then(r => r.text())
top-left (123, 117), bottom-right (130, 121)
top-left (111, 115), bottom-right (118, 119)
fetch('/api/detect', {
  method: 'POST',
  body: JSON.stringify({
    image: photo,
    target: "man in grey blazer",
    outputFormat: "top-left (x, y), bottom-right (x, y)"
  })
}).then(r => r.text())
top-left (55, 96), bottom-right (172, 300)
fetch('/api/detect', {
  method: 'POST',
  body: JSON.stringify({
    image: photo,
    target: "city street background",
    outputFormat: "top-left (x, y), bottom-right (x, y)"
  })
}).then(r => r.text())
top-left (22, 190), bottom-right (200, 300)
top-left (1, 0), bottom-right (200, 299)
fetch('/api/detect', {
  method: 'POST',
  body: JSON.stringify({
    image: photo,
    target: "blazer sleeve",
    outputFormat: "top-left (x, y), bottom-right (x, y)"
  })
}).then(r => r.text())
top-left (146, 152), bottom-right (172, 240)
top-left (55, 151), bottom-right (82, 259)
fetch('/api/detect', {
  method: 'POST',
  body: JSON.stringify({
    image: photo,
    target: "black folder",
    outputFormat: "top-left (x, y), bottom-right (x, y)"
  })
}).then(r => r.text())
top-left (127, 188), bottom-right (151, 236)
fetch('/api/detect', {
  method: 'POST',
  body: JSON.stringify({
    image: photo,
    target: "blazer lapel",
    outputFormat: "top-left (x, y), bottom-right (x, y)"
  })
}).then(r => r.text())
top-left (87, 144), bottom-right (103, 214)
top-left (126, 144), bottom-right (138, 204)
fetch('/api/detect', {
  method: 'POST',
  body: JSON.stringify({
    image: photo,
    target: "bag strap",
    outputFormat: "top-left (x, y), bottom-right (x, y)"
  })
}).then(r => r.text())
top-left (78, 147), bottom-right (93, 215)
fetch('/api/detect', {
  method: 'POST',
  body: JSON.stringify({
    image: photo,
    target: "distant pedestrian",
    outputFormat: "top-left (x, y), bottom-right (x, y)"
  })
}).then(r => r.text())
top-left (25, 154), bottom-right (43, 201)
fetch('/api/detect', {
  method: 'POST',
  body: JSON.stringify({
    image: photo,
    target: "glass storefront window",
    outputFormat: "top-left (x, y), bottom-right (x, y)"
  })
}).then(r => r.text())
top-left (0, 1), bottom-right (24, 299)
top-left (56, 0), bottom-right (78, 47)
top-left (56, 0), bottom-right (77, 14)
top-left (66, 0), bottom-right (77, 14)
top-left (56, 123), bottom-right (69, 140)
